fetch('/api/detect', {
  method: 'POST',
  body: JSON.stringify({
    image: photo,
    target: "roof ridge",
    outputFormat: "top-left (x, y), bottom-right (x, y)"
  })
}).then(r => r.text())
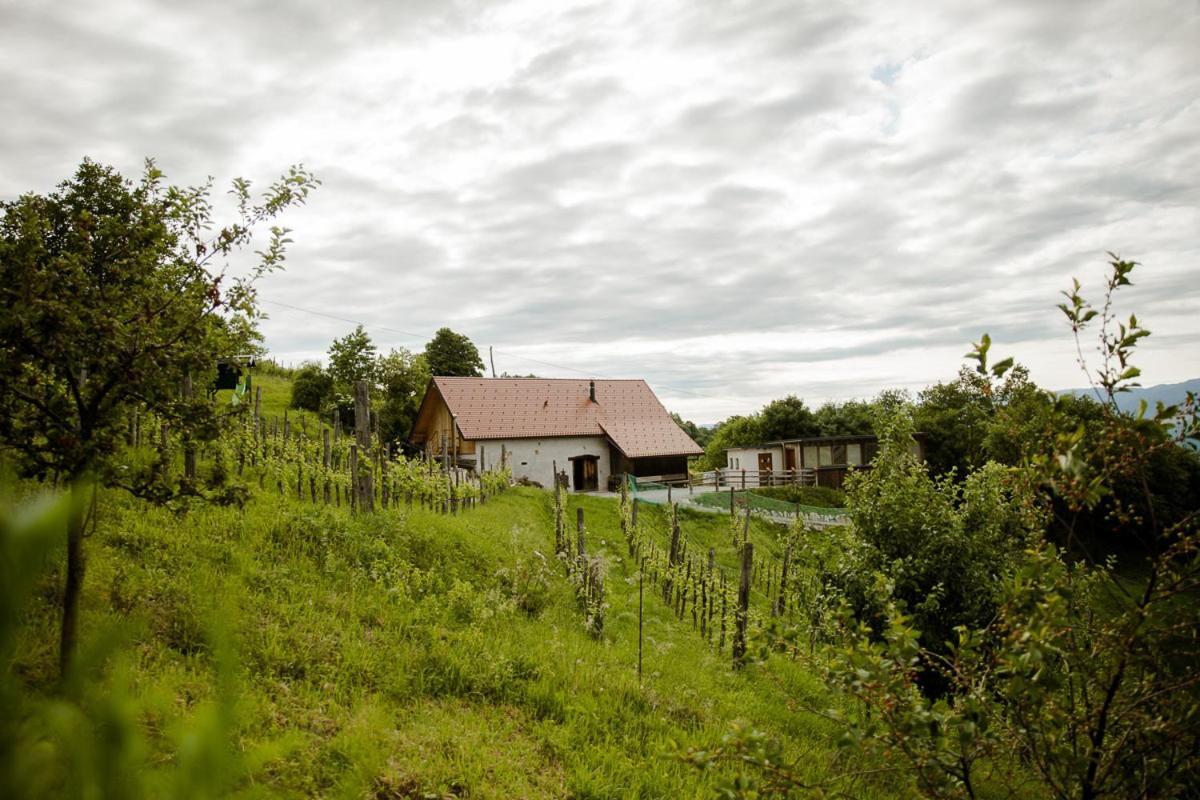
top-left (432, 376), bottom-right (645, 382)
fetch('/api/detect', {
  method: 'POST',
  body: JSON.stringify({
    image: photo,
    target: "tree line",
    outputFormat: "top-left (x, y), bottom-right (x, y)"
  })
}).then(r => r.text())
top-left (288, 324), bottom-right (485, 450)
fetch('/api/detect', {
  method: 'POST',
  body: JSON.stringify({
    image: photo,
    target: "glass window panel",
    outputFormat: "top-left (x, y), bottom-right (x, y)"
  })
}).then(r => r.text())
top-left (831, 443), bottom-right (846, 465)
top-left (818, 446), bottom-right (832, 466)
top-left (847, 443), bottom-right (862, 466)
top-left (802, 446), bottom-right (817, 467)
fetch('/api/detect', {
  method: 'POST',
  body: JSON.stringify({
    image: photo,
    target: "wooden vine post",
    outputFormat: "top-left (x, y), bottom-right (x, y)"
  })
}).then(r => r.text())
top-left (576, 507), bottom-right (586, 559)
top-left (182, 374), bottom-right (196, 481)
top-left (638, 557), bottom-right (645, 683)
top-left (733, 542), bottom-right (753, 668)
top-left (349, 444), bottom-right (358, 512)
top-left (354, 380), bottom-right (373, 512)
top-left (619, 476), bottom-right (628, 543)
top-left (576, 507), bottom-right (588, 595)
top-left (322, 429), bottom-right (331, 504)
top-left (719, 569), bottom-right (727, 651)
top-left (589, 559), bottom-right (604, 636)
top-left (553, 460), bottom-right (564, 554)
top-left (775, 543), bottom-right (792, 617)
top-left (664, 502), bottom-right (682, 603)
top-left (631, 498), bottom-right (640, 558)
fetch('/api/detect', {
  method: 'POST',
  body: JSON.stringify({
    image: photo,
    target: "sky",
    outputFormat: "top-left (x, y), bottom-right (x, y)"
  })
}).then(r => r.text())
top-left (2, 0), bottom-right (1197, 423)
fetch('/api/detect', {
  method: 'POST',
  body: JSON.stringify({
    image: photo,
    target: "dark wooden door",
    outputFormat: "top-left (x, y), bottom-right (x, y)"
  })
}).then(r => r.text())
top-left (573, 457), bottom-right (598, 492)
top-left (758, 452), bottom-right (773, 485)
top-left (784, 447), bottom-right (796, 471)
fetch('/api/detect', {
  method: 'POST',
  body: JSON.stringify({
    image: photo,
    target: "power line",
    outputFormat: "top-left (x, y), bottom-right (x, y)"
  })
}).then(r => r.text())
top-left (259, 298), bottom-right (724, 402)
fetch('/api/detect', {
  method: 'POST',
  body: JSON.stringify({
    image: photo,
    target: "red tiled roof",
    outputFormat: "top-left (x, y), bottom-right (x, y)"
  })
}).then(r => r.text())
top-left (422, 377), bottom-right (702, 459)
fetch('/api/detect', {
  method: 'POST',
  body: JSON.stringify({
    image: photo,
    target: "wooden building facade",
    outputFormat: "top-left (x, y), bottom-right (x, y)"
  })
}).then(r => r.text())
top-left (726, 432), bottom-right (926, 490)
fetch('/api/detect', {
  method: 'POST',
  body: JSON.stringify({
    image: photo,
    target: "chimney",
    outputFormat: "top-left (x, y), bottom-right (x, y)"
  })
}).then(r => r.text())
top-left (588, 380), bottom-right (596, 403)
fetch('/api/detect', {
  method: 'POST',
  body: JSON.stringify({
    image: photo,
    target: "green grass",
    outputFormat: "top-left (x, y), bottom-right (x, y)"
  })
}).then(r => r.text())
top-left (9, 476), bottom-right (911, 798)
top-left (4, 372), bottom-right (910, 798)
top-left (692, 489), bottom-right (848, 519)
top-left (213, 369), bottom-right (324, 432)
top-left (752, 485), bottom-right (846, 509)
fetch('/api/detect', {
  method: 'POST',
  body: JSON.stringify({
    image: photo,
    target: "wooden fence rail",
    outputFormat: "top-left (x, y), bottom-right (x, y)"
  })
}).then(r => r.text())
top-left (630, 469), bottom-right (817, 491)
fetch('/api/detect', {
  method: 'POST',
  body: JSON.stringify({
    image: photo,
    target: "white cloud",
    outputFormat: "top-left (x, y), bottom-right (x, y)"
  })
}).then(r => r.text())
top-left (2, 0), bottom-right (1197, 422)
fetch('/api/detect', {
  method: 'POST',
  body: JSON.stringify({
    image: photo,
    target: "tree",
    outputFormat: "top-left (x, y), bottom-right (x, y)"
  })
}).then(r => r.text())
top-left (758, 395), bottom-right (819, 442)
top-left (0, 158), bottom-right (317, 672)
top-left (424, 327), bottom-right (484, 377)
top-left (700, 415), bottom-right (763, 471)
top-left (813, 399), bottom-right (876, 436)
top-left (290, 363), bottom-right (333, 412)
top-left (376, 347), bottom-right (430, 446)
top-left (913, 369), bottom-right (995, 479)
top-left (670, 412), bottom-right (712, 448)
top-left (914, 364), bottom-right (1041, 480)
top-left (327, 324), bottom-right (377, 389)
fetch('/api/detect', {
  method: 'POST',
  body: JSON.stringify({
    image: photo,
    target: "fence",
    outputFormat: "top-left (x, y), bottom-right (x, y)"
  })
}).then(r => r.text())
top-left (629, 469), bottom-right (816, 491)
top-left (707, 468), bottom-right (816, 489)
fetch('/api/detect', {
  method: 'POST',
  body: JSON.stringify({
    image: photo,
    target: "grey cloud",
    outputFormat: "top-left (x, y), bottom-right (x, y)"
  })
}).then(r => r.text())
top-left (488, 142), bottom-right (636, 197)
top-left (673, 1), bottom-right (863, 58)
top-left (4, 0), bottom-right (1198, 419)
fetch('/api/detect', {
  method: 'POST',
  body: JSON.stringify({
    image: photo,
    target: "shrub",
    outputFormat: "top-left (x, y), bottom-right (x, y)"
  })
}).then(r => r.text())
top-left (838, 408), bottom-right (1040, 656)
top-left (290, 363), bottom-right (333, 412)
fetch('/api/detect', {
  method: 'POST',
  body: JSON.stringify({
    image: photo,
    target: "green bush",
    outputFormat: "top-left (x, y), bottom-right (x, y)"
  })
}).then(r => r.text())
top-left (834, 409), bottom-right (1040, 657)
top-left (290, 363), bottom-right (333, 412)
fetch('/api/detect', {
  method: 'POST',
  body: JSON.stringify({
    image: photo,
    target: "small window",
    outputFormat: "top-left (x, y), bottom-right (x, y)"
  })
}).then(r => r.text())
top-left (818, 446), bottom-right (833, 466)
top-left (831, 443), bottom-right (846, 465)
top-left (802, 446), bottom-right (817, 467)
top-left (847, 444), bottom-right (862, 466)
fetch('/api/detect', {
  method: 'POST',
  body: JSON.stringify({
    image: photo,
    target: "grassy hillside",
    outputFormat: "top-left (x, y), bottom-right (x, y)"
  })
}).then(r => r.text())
top-left (5, 366), bottom-right (922, 798)
top-left (7, 468), bottom-right (905, 797)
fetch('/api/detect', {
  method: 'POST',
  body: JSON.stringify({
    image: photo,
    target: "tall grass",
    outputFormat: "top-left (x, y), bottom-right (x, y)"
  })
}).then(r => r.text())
top-left (3, 473), bottom-right (911, 798)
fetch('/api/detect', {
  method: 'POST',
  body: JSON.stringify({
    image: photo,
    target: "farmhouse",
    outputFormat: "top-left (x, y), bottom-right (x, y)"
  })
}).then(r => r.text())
top-left (726, 432), bottom-right (926, 490)
top-left (409, 377), bottom-right (703, 492)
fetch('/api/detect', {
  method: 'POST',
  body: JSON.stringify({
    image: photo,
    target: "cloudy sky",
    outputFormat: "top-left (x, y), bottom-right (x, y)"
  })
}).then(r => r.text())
top-left (3, 0), bottom-right (1197, 422)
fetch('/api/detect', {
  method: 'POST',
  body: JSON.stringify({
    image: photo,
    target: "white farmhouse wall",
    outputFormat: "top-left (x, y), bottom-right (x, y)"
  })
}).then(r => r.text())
top-left (725, 447), bottom-right (758, 471)
top-left (476, 436), bottom-right (611, 492)
top-left (724, 446), bottom-right (784, 487)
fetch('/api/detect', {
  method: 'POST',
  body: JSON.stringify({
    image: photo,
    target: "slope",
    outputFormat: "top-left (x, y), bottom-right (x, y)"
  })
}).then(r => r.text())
top-left (7, 470), bottom-right (910, 798)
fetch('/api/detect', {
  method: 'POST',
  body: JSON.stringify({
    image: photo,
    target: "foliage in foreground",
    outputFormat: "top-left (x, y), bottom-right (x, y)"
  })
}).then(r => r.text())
top-left (0, 158), bottom-right (317, 673)
top-left (700, 256), bottom-right (1200, 799)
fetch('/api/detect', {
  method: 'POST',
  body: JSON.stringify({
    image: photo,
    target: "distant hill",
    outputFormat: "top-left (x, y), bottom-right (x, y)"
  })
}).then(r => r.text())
top-left (1058, 378), bottom-right (1200, 415)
